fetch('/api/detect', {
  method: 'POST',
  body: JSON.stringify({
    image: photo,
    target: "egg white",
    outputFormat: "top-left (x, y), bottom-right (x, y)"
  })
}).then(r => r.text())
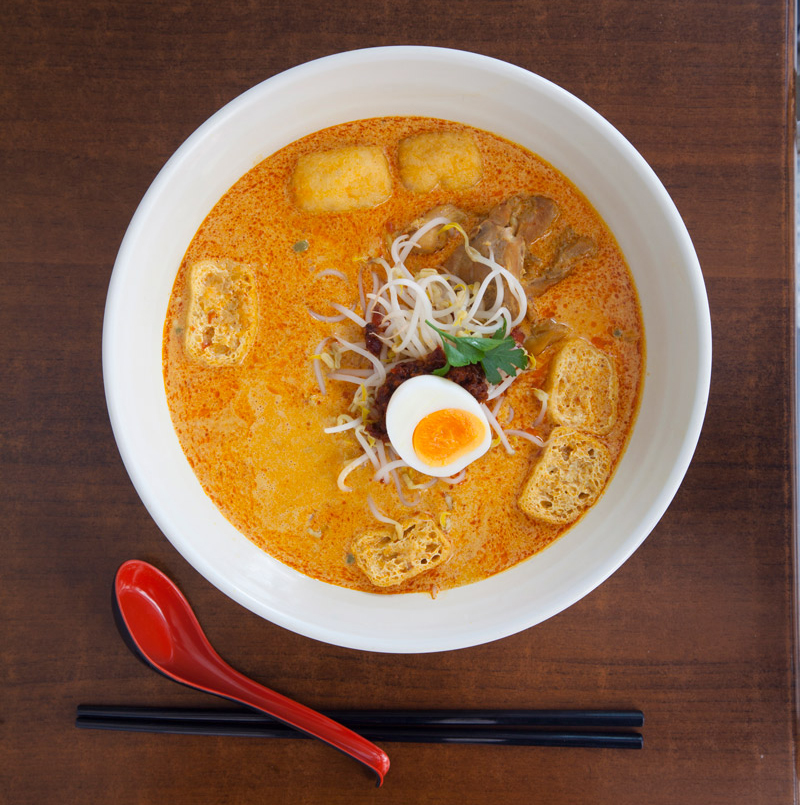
top-left (385, 374), bottom-right (492, 477)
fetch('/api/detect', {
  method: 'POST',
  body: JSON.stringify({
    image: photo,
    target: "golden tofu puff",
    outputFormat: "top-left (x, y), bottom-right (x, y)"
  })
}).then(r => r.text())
top-left (352, 516), bottom-right (451, 587)
top-left (545, 338), bottom-right (619, 435)
top-left (290, 145), bottom-right (393, 213)
top-left (398, 131), bottom-right (482, 193)
top-left (184, 259), bottom-right (258, 366)
top-left (518, 426), bottom-right (612, 525)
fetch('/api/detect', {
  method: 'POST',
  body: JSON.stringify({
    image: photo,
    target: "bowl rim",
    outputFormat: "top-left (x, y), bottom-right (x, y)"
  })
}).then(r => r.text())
top-left (103, 45), bottom-right (712, 653)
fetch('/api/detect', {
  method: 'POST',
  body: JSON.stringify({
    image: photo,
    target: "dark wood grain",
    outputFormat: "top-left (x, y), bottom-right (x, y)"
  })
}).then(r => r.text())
top-left (2, 0), bottom-right (796, 802)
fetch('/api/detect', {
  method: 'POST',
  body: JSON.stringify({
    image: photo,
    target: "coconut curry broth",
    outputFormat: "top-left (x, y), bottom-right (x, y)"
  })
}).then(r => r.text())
top-left (162, 117), bottom-right (644, 594)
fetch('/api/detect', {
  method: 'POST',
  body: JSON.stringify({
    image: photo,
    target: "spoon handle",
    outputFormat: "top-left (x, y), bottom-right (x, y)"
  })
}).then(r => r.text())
top-left (199, 660), bottom-right (390, 785)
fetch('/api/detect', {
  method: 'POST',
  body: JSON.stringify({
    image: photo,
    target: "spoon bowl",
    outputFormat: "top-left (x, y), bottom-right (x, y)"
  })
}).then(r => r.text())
top-left (113, 560), bottom-right (390, 785)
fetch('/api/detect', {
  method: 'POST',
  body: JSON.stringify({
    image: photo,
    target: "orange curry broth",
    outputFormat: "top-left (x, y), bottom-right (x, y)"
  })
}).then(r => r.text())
top-left (162, 117), bottom-right (644, 594)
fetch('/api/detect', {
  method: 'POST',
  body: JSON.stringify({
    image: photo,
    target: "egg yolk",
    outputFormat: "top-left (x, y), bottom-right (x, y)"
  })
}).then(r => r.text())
top-left (412, 408), bottom-right (486, 467)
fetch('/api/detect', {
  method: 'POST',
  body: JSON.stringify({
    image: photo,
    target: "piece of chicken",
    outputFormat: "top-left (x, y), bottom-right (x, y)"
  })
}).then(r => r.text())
top-left (488, 194), bottom-right (559, 248)
top-left (524, 226), bottom-right (596, 296)
top-left (523, 318), bottom-right (572, 356)
top-left (445, 195), bottom-right (561, 315)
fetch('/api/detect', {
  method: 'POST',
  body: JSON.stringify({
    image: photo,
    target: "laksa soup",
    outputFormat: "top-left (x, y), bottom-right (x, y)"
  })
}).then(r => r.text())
top-left (162, 117), bottom-right (644, 596)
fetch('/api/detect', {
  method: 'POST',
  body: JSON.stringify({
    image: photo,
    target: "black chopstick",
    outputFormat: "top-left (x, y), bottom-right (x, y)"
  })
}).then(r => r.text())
top-left (75, 714), bottom-right (642, 748)
top-left (75, 706), bottom-right (643, 749)
top-left (76, 704), bottom-right (644, 728)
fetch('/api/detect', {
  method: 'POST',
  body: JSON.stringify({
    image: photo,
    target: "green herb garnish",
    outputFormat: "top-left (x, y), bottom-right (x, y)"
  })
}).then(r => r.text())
top-left (292, 239), bottom-right (309, 253)
top-left (427, 321), bottom-right (528, 384)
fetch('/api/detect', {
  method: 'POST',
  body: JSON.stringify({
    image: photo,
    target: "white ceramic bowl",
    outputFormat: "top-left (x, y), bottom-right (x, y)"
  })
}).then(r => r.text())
top-left (103, 46), bottom-right (711, 653)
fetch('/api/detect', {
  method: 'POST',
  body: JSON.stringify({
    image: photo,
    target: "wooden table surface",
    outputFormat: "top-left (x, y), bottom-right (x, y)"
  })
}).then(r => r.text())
top-left (3, 1), bottom-right (797, 802)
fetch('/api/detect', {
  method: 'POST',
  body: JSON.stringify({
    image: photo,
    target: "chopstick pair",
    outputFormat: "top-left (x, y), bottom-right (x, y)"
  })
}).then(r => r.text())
top-left (76, 705), bottom-right (644, 749)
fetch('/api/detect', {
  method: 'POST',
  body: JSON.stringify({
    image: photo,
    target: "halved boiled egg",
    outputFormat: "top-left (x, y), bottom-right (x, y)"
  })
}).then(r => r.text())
top-left (385, 375), bottom-right (492, 477)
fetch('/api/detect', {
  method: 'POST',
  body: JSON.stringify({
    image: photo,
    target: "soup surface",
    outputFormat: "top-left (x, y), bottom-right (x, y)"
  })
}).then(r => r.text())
top-left (163, 117), bottom-right (644, 594)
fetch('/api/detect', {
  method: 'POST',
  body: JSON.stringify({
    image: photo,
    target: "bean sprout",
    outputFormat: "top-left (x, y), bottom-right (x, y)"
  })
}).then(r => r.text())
top-left (390, 467), bottom-right (420, 507)
top-left (334, 337), bottom-right (387, 383)
top-left (312, 268), bottom-right (349, 282)
top-left (337, 454), bottom-right (370, 492)
top-left (532, 388), bottom-right (549, 427)
top-left (367, 495), bottom-right (403, 538)
top-left (440, 470), bottom-right (467, 485)
top-left (307, 307), bottom-right (349, 323)
top-left (481, 402), bottom-right (514, 455)
top-left (323, 416), bottom-right (362, 434)
top-left (328, 303), bottom-right (367, 328)
top-left (353, 425), bottom-right (381, 470)
top-left (486, 372), bottom-right (518, 400)
top-left (373, 458), bottom-right (410, 484)
top-left (505, 429), bottom-right (546, 447)
top-left (356, 264), bottom-right (367, 314)
top-left (311, 338), bottom-right (329, 394)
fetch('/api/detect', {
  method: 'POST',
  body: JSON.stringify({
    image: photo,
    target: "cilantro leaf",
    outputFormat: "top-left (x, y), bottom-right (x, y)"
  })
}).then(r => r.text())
top-left (479, 332), bottom-right (529, 383)
top-left (427, 322), bottom-right (487, 366)
top-left (426, 321), bottom-right (528, 384)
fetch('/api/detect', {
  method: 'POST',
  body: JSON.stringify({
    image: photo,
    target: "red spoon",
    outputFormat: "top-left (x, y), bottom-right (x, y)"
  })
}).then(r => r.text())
top-left (113, 560), bottom-right (390, 786)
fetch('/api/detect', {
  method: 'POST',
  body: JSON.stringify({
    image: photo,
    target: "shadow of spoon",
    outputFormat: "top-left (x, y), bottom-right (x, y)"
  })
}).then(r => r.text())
top-left (112, 559), bottom-right (390, 786)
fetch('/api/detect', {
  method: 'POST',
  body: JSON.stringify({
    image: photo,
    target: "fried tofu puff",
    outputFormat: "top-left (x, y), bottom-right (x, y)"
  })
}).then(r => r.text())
top-left (291, 145), bottom-right (393, 213)
top-left (398, 131), bottom-right (482, 193)
top-left (352, 516), bottom-right (451, 587)
top-left (184, 259), bottom-right (258, 366)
